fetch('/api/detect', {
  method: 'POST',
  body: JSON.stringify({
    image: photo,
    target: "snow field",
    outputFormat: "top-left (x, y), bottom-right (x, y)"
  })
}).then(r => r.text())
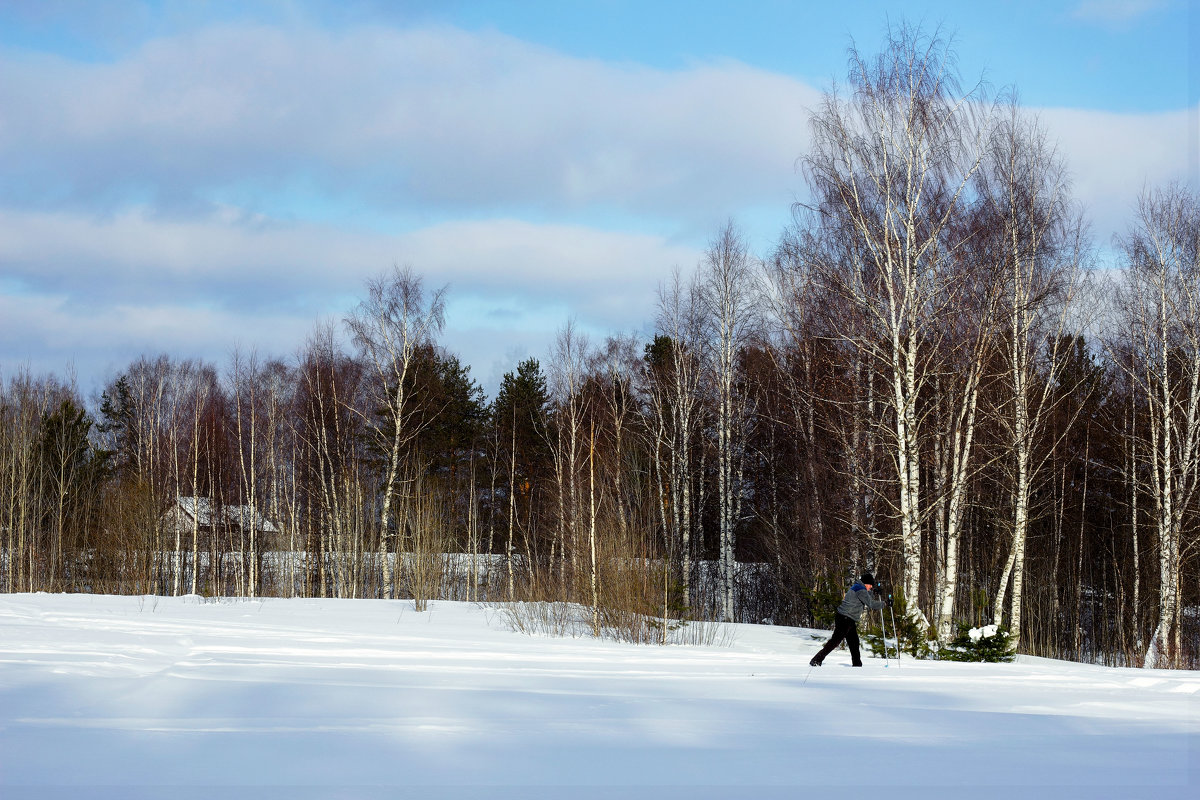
top-left (0, 593), bottom-right (1195, 799)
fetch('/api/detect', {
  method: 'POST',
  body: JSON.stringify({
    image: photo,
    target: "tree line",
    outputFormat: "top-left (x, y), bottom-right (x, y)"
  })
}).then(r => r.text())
top-left (1, 25), bottom-right (1197, 668)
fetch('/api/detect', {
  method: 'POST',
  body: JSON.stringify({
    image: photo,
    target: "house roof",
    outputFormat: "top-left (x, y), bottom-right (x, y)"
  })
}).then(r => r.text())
top-left (175, 496), bottom-right (279, 533)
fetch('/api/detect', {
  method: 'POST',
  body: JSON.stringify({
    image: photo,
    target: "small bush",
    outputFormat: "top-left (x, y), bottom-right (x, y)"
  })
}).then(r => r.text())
top-left (861, 591), bottom-right (938, 660)
top-left (499, 600), bottom-right (586, 638)
top-left (860, 622), bottom-right (892, 660)
top-left (940, 623), bottom-right (1016, 662)
top-left (798, 575), bottom-right (845, 629)
top-left (493, 600), bottom-right (734, 647)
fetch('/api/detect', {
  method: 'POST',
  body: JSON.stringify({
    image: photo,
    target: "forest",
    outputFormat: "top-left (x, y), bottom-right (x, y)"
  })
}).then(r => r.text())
top-left (1, 27), bottom-right (1197, 669)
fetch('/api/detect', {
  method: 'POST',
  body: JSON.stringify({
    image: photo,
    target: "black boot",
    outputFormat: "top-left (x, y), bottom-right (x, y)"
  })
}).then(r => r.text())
top-left (809, 658), bottom-right (821, 667)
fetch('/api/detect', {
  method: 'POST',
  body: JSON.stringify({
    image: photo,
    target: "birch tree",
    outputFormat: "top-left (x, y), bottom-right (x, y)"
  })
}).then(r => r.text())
top-left (168, 361), bottom-right (218, 596)
top-left (649, 269), bottom-right (704, 609)
top-left (927, 218), bottom-right (1002, 642)
top-left (296, 326), bottom-right (366, 598)
top-left (112, 357), bottom-right (175, 593)
top-left (0, 372), bottom-right (57, 591)
top-left (229, 351), bottom-right (257, 595)
top-left (229, 350), bottom-right (286, 597)
top-left (259, 358), bottom-right (299, 597)
top-left (546, 321), bottom-right (591, 591)
top-left (979, 103), bottom-right (1090, 648)
top-left (803, 24), bottom-right (989, 620)
top-left (592, 334), bottom-right (642, 547)
top-left (698, 221), bottom-right (759, 622)
top-left (346, 266), bottom-right (446, 599)
top-left (1115, 184), bottom-right (1200, 669)
top-left (776, 218), bottom-right (899, 583)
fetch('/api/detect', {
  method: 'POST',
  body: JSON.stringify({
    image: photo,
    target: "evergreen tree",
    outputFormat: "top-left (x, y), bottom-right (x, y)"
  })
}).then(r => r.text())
top-left (415, 350), bottom-right (488, 478)
top-left (493, 358), bottom-right (552, 489)
top-left (37, 397), bottom-right (110, 587)
top-left (98, 374), bottom-right (137, 479)
top-left (491, 358), bottom-right (553, 578)
top-left (39, 397), bottom-right (109, 508)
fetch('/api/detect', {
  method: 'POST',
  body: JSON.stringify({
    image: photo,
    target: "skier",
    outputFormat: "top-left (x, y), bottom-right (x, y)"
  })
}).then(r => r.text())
top-left (809, 572), bottom-right (889, 667)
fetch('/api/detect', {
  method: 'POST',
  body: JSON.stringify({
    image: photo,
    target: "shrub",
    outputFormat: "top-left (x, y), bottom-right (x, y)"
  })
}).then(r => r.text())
top-left (940, 623), bottom-right (1016, 662)
top-left (798, 575), bottom-right (845, 629)
top-left (861, 592), bottom-right (938, 660)
top-left (493, 600), bottom-right (733, 647)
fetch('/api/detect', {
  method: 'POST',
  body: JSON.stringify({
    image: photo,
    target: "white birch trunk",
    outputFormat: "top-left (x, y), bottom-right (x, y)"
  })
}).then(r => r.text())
top-left (1116, 186), bottom-right (1200, 669)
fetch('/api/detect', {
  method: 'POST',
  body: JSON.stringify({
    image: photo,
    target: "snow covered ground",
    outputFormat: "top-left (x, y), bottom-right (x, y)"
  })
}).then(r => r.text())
top-left (0, 594), bottom-right (1195, 799)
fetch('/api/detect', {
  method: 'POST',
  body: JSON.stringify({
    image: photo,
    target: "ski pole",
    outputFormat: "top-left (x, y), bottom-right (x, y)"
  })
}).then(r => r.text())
top-left (878, 585), bottom-right (897, 666)
top-left (878, 606), bottom-right (890, 668)
top-left (888, 604), bottom-right (900, 668)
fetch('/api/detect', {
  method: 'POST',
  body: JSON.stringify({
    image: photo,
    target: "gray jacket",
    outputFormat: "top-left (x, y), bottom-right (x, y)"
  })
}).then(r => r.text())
top-left (836, 583), bottom-right (886, 623)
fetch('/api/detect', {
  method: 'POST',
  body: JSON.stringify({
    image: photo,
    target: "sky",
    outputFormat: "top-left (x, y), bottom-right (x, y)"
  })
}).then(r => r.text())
top-left (1, 0), bottom-right (1197, 400)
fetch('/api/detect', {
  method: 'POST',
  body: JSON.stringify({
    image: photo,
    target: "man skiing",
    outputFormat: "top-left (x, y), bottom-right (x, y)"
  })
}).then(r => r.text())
top-left (809, 572), bottom-right (889, 667)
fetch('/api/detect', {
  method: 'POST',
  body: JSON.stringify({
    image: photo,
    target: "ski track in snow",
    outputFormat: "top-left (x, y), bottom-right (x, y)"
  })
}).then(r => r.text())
top-left (0, 594), bottom-right (1195, 800)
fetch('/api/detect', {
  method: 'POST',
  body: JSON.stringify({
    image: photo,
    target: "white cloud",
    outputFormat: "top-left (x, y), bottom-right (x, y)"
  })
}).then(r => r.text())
top-left (3, 20), bottom-right (1179, 251)
top-left (0, 24), bottom-right (816, 220)
top-left (1036, 102), bottom-right (1199, 249)
top-left (0, 288), bottom-right (317, 393)
top-left (2, 19), bottom-right (1196, 395)
top-left (0, 208), bottom-right (700, 395)
top-left (0, 208), bottom-right (697, 309)
top-left (0, 206), bottom-right (384, 304)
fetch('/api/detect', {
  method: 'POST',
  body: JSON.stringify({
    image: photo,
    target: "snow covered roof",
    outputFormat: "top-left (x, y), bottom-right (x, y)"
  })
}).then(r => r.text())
top-left (174, 496), bottom-right (279, 534)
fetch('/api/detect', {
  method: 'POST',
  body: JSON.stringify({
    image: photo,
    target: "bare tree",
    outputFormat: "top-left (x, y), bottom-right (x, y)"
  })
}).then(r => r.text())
top-left (259, 358), bottom-right (299, 597)
top-left (230, 349), bottom-right (265, 597)
top-left (803, 24), bottom-right (990, 623)
top-left (180, 363), bottom-right (218, 596)
top-left (0, 371), bottom-right (57, 591)
top-left (150, 359), bottom-right (220, 596)
top-left (698, 220), bottom-right (760, 622)
top-left (649, 269), bottom-right (705, 610)
top-left (978, 101), bottom-right (1091, 648)
top-left (546, 320), bottom-right (591, 592)
top-left (926, 217), bottom-right (1005, 641)
top-left (765, 230), bottom-right (824, 566)
top-left (592, 334), bottom-right (642, 547)
top-left (588, 417), bottom-right (601, 635)
top-left (110, 356), bottom-right (177, 594)
top-left (403, 467), bottom-right (450, 612)
top-left (295, 325), bottom-right (367, 598)
top-left (346, 266), bottom-right (446, 599)
top-left (768, 222), bottom-right (885, 597)
top-left (1114, 184), bottom-right (1200, 668)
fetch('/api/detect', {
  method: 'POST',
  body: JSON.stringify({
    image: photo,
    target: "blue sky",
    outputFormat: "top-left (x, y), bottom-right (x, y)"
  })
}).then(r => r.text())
top-left (1, 0), bottom-right (1196, 398)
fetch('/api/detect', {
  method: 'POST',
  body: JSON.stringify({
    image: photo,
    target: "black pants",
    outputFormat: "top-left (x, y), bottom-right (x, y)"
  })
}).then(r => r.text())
top-left (812, 613), bottom-right (862, 666)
